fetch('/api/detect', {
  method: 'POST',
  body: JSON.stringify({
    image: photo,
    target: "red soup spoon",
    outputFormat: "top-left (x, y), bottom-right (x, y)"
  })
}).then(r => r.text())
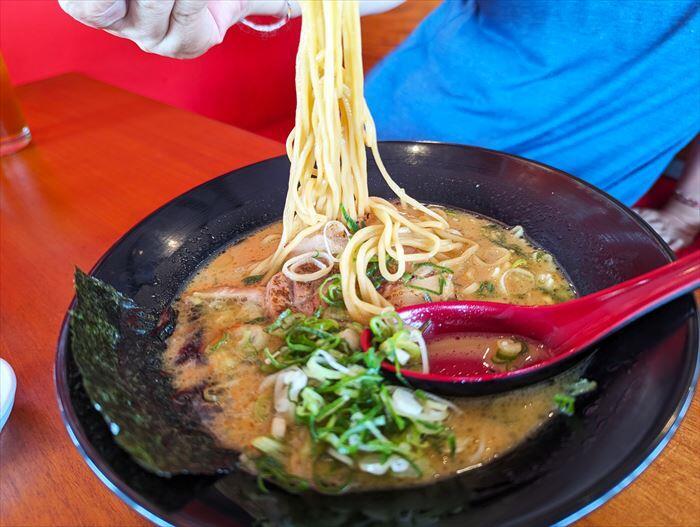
top-left (361, 251), bottom-right (700, 395)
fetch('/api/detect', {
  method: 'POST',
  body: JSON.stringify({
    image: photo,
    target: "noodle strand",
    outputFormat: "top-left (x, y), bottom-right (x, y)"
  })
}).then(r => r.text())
top-left (255, 1), bottom-right (476, 322)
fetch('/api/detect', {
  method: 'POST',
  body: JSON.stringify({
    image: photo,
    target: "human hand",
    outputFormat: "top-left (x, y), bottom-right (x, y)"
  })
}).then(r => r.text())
top-left (635, 206), bottom-right (699, 251)
top-left (58, 1), bottom-right (406, 58)
top-left (57, 0), bottom-right (289, 58)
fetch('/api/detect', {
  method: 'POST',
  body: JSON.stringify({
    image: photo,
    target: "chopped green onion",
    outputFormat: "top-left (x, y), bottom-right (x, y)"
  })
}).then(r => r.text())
top-left (553, 378), bottom-right (597, 417)
top-left (554, 394), bottom-right (576, 416)
top-left (566, 378), bottom-right (598, 397)
top-left (483, 228), bottom-right (528, 257)
top-left (243, 274), bottom-right (264, 285)
top-left (493, 338), bottom-right (526, 362)
top-left (369, 312), bottom-right (403, 341)
top-left (252, 436), bottom-right (285, 459)
top-left (511, 258), bottom-right (528, 268)
top-left (404, 263), bottom-right (452, 296)
top-left (532, 250), bottom-right (552, 263)
top-left (414, 262), bottom-right (454, 274)
top-left (379, 385), bottom-right (406, 430)
top-left (369, 313), bottom-right (424, 372)
top-left (317, 395), bottom-right (352, 422)
top-left (319, 274), bottom-right (344, 307)
top-left (543, 286), bottom-right (576, 303)
top-left (266, 309), bottom-right (294, 333)
top-left (475, 281), bottom-right (495, 297)
top-left (251, 453), bottom-right (309, 494)
top-left (491, 354), bottom-right (508, 364)
top-left (407, 276), bottom-right (447, 296)
top-left (340, 204), bottom-right (360, 234)
top-left (296, 387), bottom-right (325, 419)
top-left (365, 256), bottom-right (387, 289)
top-left (253, 310), bottom-right (456, 485)
top-left (208, 332), bottom-right (229, 353)
top-left (447, 433), bottom-right (457, 457)
top-left (263, 348), bottom-right (296, 370)
top-left (312, 454), bottom-right (353, 494)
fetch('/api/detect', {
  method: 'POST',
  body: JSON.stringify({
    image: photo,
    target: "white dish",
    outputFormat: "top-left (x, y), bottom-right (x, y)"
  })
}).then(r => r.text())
top-left (0, 358), bottom-right (17, 432)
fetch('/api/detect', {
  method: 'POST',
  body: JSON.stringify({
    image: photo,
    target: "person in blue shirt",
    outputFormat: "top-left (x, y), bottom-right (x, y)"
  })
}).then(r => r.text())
top-left (365, 0), bottom-right (700, 250)
top-left (60, 0), bottom-right (700, 250)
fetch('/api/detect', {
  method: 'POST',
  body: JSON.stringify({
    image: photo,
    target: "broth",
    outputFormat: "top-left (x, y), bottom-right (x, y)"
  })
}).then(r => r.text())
top-left (426, 333), bottom-right (552, 377)
top-left (164, 207), bottom-right (578, 492)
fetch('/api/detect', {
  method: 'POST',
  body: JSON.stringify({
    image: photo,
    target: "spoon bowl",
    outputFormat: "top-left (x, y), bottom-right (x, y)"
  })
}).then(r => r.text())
top-left (361, 251), bottom-right (700, 395)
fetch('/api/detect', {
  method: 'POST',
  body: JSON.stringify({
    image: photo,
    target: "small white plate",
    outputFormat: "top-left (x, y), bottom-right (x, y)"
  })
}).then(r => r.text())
top-left (0, 358), bottom-right (17, 432)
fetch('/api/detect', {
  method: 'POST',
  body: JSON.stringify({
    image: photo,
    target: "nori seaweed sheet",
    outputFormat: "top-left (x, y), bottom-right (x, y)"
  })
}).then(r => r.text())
top-left (70, 269), bottom-right (238, 476)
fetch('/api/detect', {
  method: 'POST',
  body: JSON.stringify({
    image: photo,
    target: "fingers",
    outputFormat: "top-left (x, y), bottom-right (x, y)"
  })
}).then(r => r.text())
top-left (209, 0), bottom-right (254, 34)
top-left (107, 1), bottom-right (175, 51)
top-left (141, 0), bottom-right (215, 58)
top-left (59, 0), bottom-right (249, 59)
top-left (153, 0), bottom-right (247, 58)
top-left (635, 207), bottom-right (698, 251)
top-left (246, 1), bottom-right (293, 17)
top-left (58, 0), bottom-right (127, 28)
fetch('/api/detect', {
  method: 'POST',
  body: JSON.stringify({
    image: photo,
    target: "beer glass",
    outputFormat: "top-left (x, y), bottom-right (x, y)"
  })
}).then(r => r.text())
top-left (1, 54), bottom-right (31, 157)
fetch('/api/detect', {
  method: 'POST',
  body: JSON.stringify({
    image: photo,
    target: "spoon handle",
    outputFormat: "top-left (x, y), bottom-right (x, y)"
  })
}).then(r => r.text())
top-left (555, 251), bottom-right (700, 350)
top-left (592, 250), bottom-right (699, 310)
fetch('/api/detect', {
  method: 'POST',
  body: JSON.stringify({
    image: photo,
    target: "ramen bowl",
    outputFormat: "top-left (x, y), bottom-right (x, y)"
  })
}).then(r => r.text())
top-left (56, 142), bottom-right (698, 527)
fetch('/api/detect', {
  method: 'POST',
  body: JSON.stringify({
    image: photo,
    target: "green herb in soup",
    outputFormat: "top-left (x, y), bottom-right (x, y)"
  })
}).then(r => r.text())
top-left (249, 310), bottom-right (455, 491)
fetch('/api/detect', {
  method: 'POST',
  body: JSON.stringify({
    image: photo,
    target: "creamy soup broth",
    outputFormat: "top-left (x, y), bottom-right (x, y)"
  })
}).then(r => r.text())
top-left (164, 207), bottom-right (577, 491)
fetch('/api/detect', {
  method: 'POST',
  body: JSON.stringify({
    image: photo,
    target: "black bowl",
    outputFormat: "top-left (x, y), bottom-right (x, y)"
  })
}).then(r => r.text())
top-left (56, 142), bottom-right (698, 527)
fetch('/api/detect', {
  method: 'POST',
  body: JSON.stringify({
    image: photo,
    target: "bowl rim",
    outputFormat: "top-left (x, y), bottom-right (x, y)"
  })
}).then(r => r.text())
top-left (54, 141), bottom-right (699, 527)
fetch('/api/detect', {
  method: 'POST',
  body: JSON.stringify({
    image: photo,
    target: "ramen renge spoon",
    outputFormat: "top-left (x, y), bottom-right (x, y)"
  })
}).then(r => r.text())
top-left (361, 251), bottom-right (700, 395)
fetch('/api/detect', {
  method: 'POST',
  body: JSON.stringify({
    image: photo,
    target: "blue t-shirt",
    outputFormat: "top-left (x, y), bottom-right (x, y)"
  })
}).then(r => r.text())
top-left (366, 0), bottom-right (700, 205)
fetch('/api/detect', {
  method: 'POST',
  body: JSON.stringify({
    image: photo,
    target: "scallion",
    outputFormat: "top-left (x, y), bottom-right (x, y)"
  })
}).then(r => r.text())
top-left (243, 274), bottom-right (264, 285)
top-left (319, 274), bottom-right (344, 307)
top-left (554, 394), bottom-right (576, 416)
top-left (340, 204), bottom-right (360, 234)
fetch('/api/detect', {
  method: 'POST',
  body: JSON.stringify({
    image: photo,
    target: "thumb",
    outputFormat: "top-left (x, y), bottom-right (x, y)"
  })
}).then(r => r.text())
top-left (206, 0), bottom-right (252, 39)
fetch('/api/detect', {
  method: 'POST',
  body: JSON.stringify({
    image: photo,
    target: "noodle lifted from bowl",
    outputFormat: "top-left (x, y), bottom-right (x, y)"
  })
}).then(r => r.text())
top-left (250, 0), bottom-right (478, 322)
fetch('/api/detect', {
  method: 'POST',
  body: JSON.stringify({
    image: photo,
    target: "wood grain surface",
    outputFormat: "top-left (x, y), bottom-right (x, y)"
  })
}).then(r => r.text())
top-left (0, 74), bottom-right (698, 527)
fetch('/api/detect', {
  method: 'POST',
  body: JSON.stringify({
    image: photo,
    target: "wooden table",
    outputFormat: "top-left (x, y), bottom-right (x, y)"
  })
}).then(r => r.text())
top-left (1, 74), bottom-right (698, 527)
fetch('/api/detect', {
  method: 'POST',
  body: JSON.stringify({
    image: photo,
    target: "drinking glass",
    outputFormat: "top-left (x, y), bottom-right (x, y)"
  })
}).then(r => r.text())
top-left (1, 54), bottom-right (31, 156)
